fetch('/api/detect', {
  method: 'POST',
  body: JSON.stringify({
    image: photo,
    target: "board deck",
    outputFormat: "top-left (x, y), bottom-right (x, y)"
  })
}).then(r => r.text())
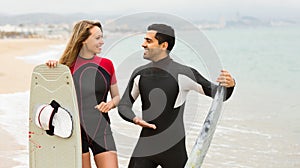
top-left (185, 86), bottom-right (225, 168)
top-left (29, 64), bottom-right (81, 168)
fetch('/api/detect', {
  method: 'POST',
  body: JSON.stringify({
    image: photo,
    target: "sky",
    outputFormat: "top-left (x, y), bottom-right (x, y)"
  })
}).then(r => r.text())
top-left (1, 0), bottom-right (300, 20)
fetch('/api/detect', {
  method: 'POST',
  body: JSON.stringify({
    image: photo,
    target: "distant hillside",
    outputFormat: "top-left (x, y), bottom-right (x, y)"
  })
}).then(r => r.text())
top-left (0, 13), bottom-right (114, 25)
top-left (0, 12), bottom-right (205, 31)
top-left (1, 12), bottom-right (298, 29)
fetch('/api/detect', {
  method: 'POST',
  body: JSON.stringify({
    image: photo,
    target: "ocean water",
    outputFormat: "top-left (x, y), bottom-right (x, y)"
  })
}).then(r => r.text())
top-left (0, 26), bottom-right (299, 168)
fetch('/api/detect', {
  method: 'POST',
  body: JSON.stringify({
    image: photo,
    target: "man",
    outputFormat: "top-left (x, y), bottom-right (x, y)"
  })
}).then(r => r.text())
top-left (118, 24), bottom-right (235, 168)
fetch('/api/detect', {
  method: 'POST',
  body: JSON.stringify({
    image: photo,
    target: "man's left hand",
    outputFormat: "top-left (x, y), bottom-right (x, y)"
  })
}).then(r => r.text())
top-left (217, 70), bottom-right (235, 87)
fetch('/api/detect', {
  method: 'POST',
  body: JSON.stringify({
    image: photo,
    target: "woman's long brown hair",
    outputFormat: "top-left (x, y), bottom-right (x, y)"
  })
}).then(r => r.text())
top-left (59, 20), bottom-right (102, 67)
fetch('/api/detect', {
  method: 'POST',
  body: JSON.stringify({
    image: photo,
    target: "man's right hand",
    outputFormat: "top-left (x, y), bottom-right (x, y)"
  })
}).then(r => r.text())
top-left (46, 60), bottom-right (58, 68)
top-left (133, 117), bottom-right (157, 130)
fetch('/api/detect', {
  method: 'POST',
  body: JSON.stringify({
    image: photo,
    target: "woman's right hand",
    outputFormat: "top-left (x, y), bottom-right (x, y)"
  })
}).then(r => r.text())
top-left (46, 60), bottom-right (58, 68)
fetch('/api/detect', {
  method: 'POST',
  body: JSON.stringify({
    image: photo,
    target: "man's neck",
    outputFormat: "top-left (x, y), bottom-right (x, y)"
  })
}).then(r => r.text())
top-left (152, 53), bottom-right (169, 62)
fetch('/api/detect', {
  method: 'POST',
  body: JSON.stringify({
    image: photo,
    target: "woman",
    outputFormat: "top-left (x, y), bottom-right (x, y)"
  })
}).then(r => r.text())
top-left (47, 20), bottom-right (119, 168)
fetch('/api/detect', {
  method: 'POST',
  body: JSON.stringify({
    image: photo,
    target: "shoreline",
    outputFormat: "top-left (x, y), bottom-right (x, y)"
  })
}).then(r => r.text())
top-left (0, 38), bottom-right (66, 168)
top-left (0, 38), bottom-right (66, 94)
top-left (0, 31), bottom-right (299, 168)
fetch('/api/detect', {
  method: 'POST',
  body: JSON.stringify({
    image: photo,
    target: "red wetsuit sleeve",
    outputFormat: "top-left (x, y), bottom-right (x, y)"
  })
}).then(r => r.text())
top-left (99, 58), bottom-right (117, 85)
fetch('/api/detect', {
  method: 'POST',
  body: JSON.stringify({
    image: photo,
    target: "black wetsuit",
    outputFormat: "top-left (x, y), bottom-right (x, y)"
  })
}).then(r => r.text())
top-left (118, 56), bottom-right (234, 168)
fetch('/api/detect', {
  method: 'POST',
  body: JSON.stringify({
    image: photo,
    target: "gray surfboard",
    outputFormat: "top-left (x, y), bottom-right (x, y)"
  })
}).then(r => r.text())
top-left (185, 86), bottom-right (225, 168)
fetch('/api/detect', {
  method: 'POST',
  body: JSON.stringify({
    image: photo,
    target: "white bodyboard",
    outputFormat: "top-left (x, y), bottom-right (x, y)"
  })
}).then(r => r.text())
top-left (29, 64), bottom-right (81, 168)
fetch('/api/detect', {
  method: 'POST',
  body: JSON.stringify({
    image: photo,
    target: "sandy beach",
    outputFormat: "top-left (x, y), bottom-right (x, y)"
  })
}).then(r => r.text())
top-left (0, 38), bottom-right (66, 167)
top-left (0, 39), bottom-right (66, 94)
